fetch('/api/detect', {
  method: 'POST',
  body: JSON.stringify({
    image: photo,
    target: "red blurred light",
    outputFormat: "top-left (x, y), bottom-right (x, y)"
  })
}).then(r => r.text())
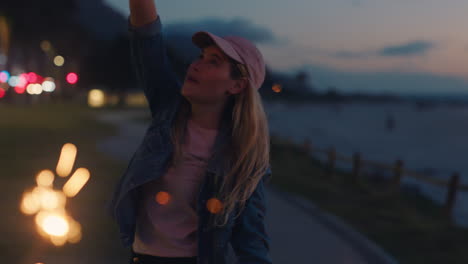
top-left (66, 73), bottom-right (78, 84)
top-left (18, 73), bottom-right (29, 88)
top-left (14, 86), bottom-right (26, 94)
top-left (36, 75), bottom-right (44, 83)
top-left (0, 88), bottom-right (5, 98)
top-left (27, 72), bottom-right (38, 83)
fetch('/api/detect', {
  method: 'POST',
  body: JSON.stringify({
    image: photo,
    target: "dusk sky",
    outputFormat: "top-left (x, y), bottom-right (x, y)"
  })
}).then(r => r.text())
top-left (104, 0), bottom-right (468, 95)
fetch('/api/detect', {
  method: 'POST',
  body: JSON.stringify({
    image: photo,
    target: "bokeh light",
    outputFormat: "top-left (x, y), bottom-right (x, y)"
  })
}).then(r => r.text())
top-left (37, 211), bottom-right (69, 237)
top-left (20, 190), bottom-right (41, 215)
top-left (272, 83), bottom-right (282, 93)
top-left (8, 76), bottom-right (18, 87)
top-left (0, 70), bottom-right (9, 83)
top-left (26, 84), bottom-right (34, 95)
top-left (20, 143), bottom-right (88, 246)
top-left (66, 72), bottom-right (78, 84)
top-left (155, 191), bottom-right (171, 205)
top-left (40, 40), bottom-right (51, 52)
top-left (88, 89), bottom-right (105, 108)
top-left (54, 55), bottom-right (65, 67)
top-left (31, 186), bottom-right (66, 211)
top-left (67, 218), bottom-right (82, 244)
top-left (27, 72), bottom-right (38, 83)
top-left (36, 170), bottom-right (54, 187)
top-left (62, 168), bottom-right (90, 198)
top-left (42, 78), bottom-right (56, 92)
top-left (0, 88), bottom-right (5, 98)
top-left (17, 74), bottom-right (28, 88)
top-left (125, 93), bottom-right (148, 107)
top-left (56, 143), bottom-right (77, 177)
top-left (14, 86), bottom-right (26, 94)
top-left (206, 198), bottom-right (223, 214)
top-left (26, 83), bottom-right (43, 95)
top-left (50, 235), bottom-right (68, 246)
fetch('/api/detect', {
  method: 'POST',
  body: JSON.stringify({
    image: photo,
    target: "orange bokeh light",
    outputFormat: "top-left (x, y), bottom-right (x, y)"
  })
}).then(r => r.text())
top-left (272, 83), bottom-right (282, 93)
top-left (155, 191), bottom-right (171, 205)
top-left (206, 198), bottom-right (223, 214)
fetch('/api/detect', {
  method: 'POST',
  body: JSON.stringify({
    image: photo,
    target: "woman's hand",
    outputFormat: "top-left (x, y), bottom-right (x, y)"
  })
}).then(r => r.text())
top-left (129, 0), bottom-right (158, 27)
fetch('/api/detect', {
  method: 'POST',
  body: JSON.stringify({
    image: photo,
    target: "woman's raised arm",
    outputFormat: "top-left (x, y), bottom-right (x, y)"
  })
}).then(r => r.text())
top-left (128, 0), bottom-right (182, 119)
top-left (129, 0), bottom-right (158, 27)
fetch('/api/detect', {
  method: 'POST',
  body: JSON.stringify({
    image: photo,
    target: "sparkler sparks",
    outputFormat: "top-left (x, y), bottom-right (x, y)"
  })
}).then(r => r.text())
top-left (20, 143), bottom-right (89, 246)
top-left (56, 143), bottom-right (77, 177)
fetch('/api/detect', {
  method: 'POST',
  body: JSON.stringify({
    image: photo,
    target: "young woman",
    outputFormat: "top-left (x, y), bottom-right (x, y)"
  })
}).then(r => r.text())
top-left (108, 1), bottom-right (273, 263)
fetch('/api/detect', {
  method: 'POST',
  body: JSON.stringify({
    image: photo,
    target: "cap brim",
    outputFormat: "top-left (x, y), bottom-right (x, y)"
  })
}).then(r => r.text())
top-left (192, 31), bottom-right (244, 64)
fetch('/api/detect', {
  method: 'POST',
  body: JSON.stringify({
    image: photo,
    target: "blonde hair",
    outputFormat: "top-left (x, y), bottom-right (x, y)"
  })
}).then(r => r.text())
top-left (169, 61), bottom-right (271, 228)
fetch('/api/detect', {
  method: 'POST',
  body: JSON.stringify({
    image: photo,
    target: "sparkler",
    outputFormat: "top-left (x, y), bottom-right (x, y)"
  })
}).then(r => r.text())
top-left (20, 143), bottom-right (89, 246)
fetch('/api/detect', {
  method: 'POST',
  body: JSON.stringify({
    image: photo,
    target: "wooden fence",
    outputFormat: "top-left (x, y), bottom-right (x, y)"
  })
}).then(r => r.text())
top-left (289, 137), bottom-right (468, 223)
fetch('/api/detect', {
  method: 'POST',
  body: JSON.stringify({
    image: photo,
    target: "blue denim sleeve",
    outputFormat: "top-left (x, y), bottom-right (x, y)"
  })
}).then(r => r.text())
top-left (230, 168), bottom-right (273, 264)
top-left (128, 15), bottom-right (182, 119)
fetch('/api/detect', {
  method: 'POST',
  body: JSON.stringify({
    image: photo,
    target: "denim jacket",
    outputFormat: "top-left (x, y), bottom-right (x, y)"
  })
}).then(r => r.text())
top-left (107, 15), bottom-right (273, 264)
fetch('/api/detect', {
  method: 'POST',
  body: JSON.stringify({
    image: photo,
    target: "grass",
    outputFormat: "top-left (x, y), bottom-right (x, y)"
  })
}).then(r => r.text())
top-left (269, 135), bottom-right (468, 264)
top-left (0, 102), bottom-right (130, 263)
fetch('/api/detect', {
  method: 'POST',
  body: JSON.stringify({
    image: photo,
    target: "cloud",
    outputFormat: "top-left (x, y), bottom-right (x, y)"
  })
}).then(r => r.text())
top-left (161, 16), bottom-right (284, 62)
top-left (330, 50), bottom-right (372, 59)
top-left (379, 40), bottom-right (434, 56)
top-left (296, 63), bottom-right (468, 95)
top-left (330, 40), bottom-right (435, 60)
top-left (164, 16), bottom-right (281, 44)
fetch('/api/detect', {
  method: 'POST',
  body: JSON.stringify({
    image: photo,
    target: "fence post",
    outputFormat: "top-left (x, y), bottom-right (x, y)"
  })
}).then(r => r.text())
top-left (392, 159), bottom-right (404, 189)
top-left (327, 147), bottom-right (336, 178)
top-left (445, 172), bottom-right (460, 222)
top-left (352, 152), bottom-right (362, 184)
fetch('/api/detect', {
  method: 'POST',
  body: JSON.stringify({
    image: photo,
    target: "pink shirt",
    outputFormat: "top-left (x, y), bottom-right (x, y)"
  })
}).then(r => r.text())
top-left (132, 118), bottom-right (219, 257)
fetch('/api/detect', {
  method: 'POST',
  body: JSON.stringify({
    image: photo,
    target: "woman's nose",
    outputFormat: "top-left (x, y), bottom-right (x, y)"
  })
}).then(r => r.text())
top-left (190, 61), bottom-right (201, 74)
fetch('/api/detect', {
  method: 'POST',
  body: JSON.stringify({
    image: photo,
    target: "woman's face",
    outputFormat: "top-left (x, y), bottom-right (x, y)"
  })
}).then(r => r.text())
top-left (182, 45), bottom-right (244, 104)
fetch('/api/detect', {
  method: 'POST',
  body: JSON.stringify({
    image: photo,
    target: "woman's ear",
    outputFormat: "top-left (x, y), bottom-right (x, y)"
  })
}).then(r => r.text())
top-left (230, 79), bottom-right (248, 95)
top-left (226, 78), bottom-right (248, 95)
